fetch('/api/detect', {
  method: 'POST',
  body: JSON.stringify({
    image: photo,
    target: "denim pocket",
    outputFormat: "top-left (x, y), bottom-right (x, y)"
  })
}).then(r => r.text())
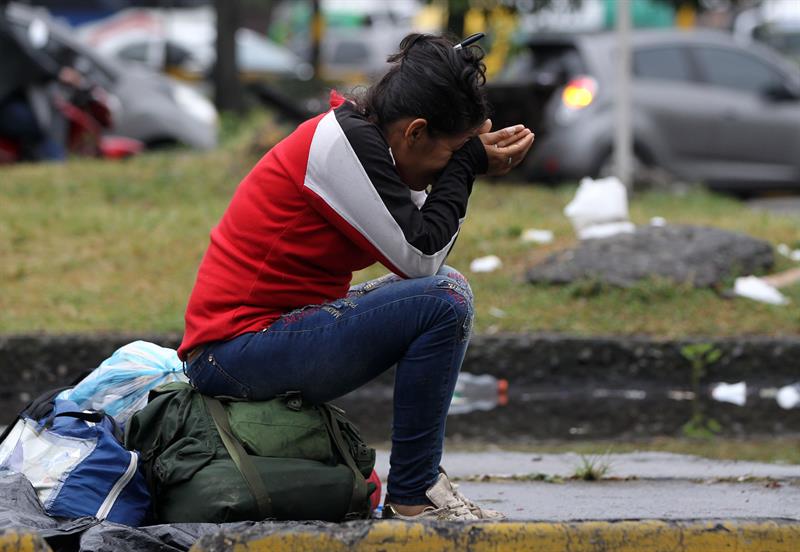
top-left (189, 350), bottom-right (251, 399)
top-left (347, 273), bottom-right (400, 297)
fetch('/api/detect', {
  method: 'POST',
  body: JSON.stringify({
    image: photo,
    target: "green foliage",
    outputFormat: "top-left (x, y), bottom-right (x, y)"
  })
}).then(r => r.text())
top-left (679, 343), bottom-right (724, 440)
top-left (681, 413), bottom-right (722, 440)
top-left (2, 120), bottom-right (800, 336)
top-left (566, 277), bottom-right (609, 299)
top-left (680, 343), bottom-right (723, 383)
top-left (572, 454), bottom-right (612, 481)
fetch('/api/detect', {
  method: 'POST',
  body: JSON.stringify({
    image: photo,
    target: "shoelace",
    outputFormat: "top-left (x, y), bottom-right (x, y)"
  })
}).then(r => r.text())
top-left (440, 500), bottom-right (474, 519)
top-left (451, 481), bottom-right (492, 517)
top-left (440, 486), bottom-right (475, 519)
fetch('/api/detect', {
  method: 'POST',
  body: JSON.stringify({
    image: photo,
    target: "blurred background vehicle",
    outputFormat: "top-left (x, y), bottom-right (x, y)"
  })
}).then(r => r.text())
top-left (0, 8), bottom-right (142, 163)
top-left (6, 0), bottom-right (800, 188)
top-left (76, 4), bottom-right (325, 120)
top-left (77, 7), bottom-right (313, 82)
top-left (6, 2), bottom-right (218, 151)
top-left (21, 0), bottom-right (208, 27)
top-left (488, 29), bottom-right (800, 191)
top-left (315, 0), bottom-right (422, 83)
top-left (734, 0), bottom-right (800, 65)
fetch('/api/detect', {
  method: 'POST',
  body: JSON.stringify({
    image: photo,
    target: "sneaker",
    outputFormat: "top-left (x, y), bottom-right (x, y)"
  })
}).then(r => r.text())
top-left (440, 467), bottom-right (506, 520)
top-left (382, 473), bottom-right (479, 521)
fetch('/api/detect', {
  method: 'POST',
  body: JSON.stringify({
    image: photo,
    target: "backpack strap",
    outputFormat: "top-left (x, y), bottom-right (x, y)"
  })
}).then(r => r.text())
top-left (320, 405), bottom-right (368, 517)
top-left (201, 395), bottom-right (273, 520)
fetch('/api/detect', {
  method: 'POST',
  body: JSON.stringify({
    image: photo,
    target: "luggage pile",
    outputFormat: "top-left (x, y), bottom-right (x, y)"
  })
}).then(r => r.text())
top-left (0, 341), bottom-right (378, 526)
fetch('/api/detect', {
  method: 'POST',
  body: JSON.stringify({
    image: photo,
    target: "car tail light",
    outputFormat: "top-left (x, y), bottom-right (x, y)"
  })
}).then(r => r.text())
top-left (561, 76), bottom-right (597, 110)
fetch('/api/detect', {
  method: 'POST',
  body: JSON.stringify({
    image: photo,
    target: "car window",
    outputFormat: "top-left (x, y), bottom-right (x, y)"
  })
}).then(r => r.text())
top-left (497, 44), bottom-right (585, 84)
top-left (165, 42), bottom-right (191, 66)
top-left (633, 47), bottom-right (692, 82)
top-left (119, 43), bottom-right (150, 63)
top-left (693, 46), bottom-right (785, 94)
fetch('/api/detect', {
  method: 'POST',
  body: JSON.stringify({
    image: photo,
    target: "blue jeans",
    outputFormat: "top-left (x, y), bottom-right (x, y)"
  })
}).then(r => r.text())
top-left (0, 98), bottom-right (65, 161)
top-left (184, 265), bottom-right (473, 505)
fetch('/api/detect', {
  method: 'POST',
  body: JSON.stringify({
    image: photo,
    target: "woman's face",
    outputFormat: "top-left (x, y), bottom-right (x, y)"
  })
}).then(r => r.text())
top-left (388, 119), bottom-right (476, 192)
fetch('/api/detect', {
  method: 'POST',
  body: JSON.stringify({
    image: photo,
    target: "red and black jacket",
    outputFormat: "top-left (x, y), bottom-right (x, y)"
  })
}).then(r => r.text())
top-left (178, 92), bottom-right (488, 359)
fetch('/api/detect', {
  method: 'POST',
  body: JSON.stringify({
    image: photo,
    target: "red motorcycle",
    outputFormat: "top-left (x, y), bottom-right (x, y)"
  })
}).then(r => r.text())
top-left (0, 82), bottom-right (143, 164)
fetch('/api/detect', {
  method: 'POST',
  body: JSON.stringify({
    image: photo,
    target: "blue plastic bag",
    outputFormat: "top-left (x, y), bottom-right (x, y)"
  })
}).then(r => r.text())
top-left (58, 341), bottom-right (187, 424)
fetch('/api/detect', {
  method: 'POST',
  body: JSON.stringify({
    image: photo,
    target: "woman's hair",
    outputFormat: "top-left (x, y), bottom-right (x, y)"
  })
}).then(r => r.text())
top-left (358, 33), bottom-right (490, 137)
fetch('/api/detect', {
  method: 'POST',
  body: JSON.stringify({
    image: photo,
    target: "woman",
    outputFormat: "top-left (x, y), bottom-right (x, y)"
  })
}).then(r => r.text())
top-left (178, 33), bottom-right (534, 521)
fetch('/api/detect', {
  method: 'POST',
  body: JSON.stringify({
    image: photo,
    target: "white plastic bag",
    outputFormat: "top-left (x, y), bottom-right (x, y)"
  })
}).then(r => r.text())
top-left (710, 382), bottom-right (747, 406)
top-left (733, 276), bottom-right (790, 306)
top-left (58, 340), bottom-right (188, 425)
top-left (564, 176), bottom-right (635, 240)
top-left (470, 255), bottom-right (502, 273)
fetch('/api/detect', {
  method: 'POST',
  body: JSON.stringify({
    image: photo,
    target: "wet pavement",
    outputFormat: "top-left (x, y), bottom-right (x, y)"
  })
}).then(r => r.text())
top-left (375, 450), bottom-right (800, 521)
top-left (333, 381), bottom-right (800, 443)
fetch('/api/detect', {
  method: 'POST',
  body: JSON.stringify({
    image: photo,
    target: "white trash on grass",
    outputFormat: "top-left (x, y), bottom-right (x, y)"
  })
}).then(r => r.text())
top-left (776, 384), bottom-right (800, 410)
top-left (776, 243), bottom-right (800, 262)
top-left (711, 382), bottom-right (747, 406)
top-left (650, 216), bottom-right (667, 227)
top-left (520, 228), bottom-right (554, 244)
top-left (564, 176), bottom-right (635, 240)
top-left (733, 276), bottom-right (790, 306)
top-left (488, 306), bottom-right (507, 318)
top-left (470, 255), bottom-right (502, 273)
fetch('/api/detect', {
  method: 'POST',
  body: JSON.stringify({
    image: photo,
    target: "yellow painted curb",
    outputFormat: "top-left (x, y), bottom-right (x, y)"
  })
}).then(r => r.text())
top-left (0, 531), bottom-right (51, 552)
top-left (189, 519), bottom-right (800, 552)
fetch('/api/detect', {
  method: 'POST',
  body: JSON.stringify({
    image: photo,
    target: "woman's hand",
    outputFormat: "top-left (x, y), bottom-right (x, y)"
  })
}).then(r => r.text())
top-left (478, 119), bottom-right (535, 176)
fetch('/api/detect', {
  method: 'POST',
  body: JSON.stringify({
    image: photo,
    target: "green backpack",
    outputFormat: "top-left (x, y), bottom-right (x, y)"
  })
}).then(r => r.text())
top-left (124, 382), bottom-right (376, 523)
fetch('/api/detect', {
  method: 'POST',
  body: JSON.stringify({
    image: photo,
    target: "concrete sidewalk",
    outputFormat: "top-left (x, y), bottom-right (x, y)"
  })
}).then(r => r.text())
top-left (184, 451), bottom-right (800, 551)
top-left (375, 450), bottom-right (800, 521)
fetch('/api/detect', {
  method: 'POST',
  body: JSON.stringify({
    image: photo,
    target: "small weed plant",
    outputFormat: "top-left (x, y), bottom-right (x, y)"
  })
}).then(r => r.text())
top-left (573, 454), bottom-right (612, 481)
top-left (680, 343), bottom-right (724, 439)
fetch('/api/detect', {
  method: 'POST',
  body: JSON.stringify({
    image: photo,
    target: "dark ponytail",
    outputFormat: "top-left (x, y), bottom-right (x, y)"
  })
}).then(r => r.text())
top-left (358, 33), bottom-right (490, 137)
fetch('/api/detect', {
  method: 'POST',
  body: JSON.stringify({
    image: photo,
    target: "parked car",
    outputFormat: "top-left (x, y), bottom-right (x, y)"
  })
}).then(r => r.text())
top-left (7, 3), bottom-right (217, 150)
top-left (487, 29), bottom-right (800, 191)
top-left (78, 7), bottom-right (314, 82)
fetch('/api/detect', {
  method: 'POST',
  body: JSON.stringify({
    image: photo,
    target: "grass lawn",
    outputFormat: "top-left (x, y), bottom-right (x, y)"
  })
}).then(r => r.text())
top-left (2, 117), bottom-right (799, 337)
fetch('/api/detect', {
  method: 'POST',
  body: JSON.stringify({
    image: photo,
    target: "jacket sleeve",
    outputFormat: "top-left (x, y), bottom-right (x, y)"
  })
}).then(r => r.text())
top-left (301, 109), bottom-right (488, 278)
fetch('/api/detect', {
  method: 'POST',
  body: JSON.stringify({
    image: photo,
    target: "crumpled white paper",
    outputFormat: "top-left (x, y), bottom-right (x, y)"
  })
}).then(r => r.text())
top-left (711, 382), bottom-right (747, 406)
top-left (470, 255), bottom-right (502, 273)
top-left (733, 276), bottom-right (790, 306)
top-left (521, 228), bottom-right (554, 244)
top-left (777, 384), bottom-right (800, 410)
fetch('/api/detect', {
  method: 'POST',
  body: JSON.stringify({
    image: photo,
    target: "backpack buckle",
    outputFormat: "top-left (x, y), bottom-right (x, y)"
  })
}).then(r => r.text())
top-left (281, 391), bottom-right (303, 411)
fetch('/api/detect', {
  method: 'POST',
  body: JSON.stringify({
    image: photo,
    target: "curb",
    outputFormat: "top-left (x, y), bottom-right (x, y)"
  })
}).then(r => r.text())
top-left (3, 332), bottom-right (800, 392)
top-left (188, 519), bottom-right (800, 552)
top-left (0, 531), bottom-right (51, 552)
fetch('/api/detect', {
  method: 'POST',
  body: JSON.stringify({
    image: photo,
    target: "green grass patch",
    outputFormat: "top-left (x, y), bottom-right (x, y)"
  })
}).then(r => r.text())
top-left (2, 116), bottom-right (799, 337)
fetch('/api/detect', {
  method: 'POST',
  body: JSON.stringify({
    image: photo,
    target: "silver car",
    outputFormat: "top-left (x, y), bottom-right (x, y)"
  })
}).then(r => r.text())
top-left (489, 30), bottom-right (800, 191)
top-left (7, 3), bottom-right (218, 150)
